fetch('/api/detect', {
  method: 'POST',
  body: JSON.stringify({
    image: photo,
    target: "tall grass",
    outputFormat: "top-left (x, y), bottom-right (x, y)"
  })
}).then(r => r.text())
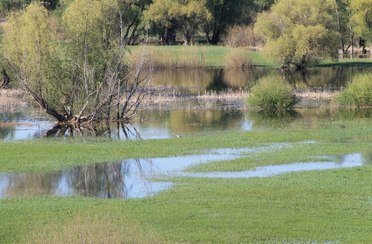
top-left (127, 46), bottom-right (206, 68)
top-left (337, 73), bottom-right (372, 107)
top-left (248, 75), bottom-right (297, 112)
top-left (224, 49), bottom-right (252, 68)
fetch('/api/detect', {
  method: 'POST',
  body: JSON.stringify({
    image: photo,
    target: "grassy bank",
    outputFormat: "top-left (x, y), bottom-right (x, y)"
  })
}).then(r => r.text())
top-left (127, 45), bottom-right (277, 67)
top-left (127, 45), bottom-right (372, 68)
top-left (0, 116), bottom-right (371, 242)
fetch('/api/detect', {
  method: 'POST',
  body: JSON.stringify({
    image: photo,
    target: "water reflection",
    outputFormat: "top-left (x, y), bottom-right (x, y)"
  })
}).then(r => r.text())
top-left (0, 108), bottom-right (371, 141)
top-left (150, 66), bottom-right (372, 94)
top-left (0, 149), bottom-right (369, 199)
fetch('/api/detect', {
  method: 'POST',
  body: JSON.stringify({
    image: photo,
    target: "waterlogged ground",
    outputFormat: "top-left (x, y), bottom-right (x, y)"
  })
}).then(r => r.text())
top-left (0, 117), bottom-right (371, 242)
top-left (1, 108), bottom-right (371, 141)
top-left (1, 142), bottom-right (370, 199)
top-left (0, 66), bottom-right (372, 242)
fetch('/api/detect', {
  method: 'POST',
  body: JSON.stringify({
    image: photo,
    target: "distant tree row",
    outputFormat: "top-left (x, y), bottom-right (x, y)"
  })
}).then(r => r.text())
top-left (0, 0), bottom-right (275, 45)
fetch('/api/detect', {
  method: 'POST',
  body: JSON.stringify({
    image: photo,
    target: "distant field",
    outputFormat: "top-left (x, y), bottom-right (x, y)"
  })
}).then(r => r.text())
top-left (127, 45), bottom-right (277, 67)
top-left (127, 45), bottom-right (372, 68)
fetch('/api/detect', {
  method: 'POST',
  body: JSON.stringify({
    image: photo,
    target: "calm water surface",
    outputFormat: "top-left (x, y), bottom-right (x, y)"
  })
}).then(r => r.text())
top-left (0, 148), bottom-right (370, 199)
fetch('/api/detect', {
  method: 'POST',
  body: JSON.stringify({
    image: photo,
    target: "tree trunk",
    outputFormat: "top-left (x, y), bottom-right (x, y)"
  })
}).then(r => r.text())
top-left (0, 69), bottom-right (10, 88)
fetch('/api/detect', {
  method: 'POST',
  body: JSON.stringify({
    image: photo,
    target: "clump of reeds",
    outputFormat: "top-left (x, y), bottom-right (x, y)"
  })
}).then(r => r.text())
top-left (337, 73), bottom-right (372, 108)
top-left (224, 49), bottom-right (252, 68)
top-left (248, 76), bottom-right (298, 111)
top-left (127, 46), bottom-right (206, 69)
top-left (224, 25), bottom-right (262, 48)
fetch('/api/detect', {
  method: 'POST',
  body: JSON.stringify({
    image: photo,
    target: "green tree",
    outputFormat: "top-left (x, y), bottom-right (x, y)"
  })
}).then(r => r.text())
top-left (203, 0), bottom-right (257, 45)
top-left (2, 2), bottom-right (67, 120)
top-left (255, 0), bottom-right (340, 70)
top-left (349, 0), bottom-right (372, 52)
top-left (0, 0), bottom-right (59, 15)
top-left (145, 0), bottom-right (209, 45)
top-left (2, 1), bottom-right (150, 124)
top-left (335, 0), bottom-right (353, 54)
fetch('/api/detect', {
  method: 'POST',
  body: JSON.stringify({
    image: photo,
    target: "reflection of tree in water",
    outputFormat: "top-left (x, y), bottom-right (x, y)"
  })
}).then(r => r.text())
top-left (206, 69), bottom-right (229, 92)
top-left (1, 172), bottom-right (63, 197)
top-left (248, 111), bottom-right (299, 129)
top-left (169, 109), bottom-right (244, 133)
top-left (0, 111), bottom-right (25, 140)
top-left (285, 67), bottom-right (369, 90)
top-left (1, 159), bottom-right (156, 199)
top-left (0, 126), bottom-right (15, 140)
top-left (46, 122), bottom-right (141, 140)
top-left (69, 162), bottom-right (126, 198)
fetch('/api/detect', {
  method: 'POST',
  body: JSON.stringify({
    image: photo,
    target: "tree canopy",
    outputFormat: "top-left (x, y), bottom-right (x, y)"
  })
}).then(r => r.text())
top-left (350, 0), bottom-right (372, 42)
top-left (2, 1), bottom-right (150, 124)
top-left (255, 0), bottom-right (340, 70)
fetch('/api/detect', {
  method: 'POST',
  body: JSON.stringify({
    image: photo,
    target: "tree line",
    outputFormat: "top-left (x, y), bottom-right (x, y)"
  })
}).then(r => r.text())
top-left (1, 0), bottom-right (275, 45)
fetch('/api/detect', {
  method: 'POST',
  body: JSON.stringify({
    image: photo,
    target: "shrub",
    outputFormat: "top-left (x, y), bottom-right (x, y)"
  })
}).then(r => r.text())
top-left (224, 25), bottom-right (262, 48)
top-left (224, 49), bottom-right (251, 68)
top-left (127, 46), bottom-right (206, 69)
top-left (338, 73), bottom-right (372, 107)
top-left (248, 76), bottom-right (297, 111)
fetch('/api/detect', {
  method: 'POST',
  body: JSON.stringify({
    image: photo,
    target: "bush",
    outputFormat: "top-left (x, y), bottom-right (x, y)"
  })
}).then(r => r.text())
top-left (248, 76), bottom-right (297, 111)
top-left (224, 25), bottom-right (262, 48)
top-left (338, 73), bottom-right (372, 107)
top-left (224, 49), bottom-right (251, 68)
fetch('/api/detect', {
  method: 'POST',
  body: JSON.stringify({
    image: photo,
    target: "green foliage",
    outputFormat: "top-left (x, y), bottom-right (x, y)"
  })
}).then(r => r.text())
top-left (145, 0), bottom-right (210, 45)
top-left (255, 0), bottom-right (340, 69)
top-left (0, 0), bottom-right (59, 15)
top-left (338, 73), bottom-right (372, 107)
top-left (248, 75), bottom-right (297, 111)
top-left (203, 0), bottom-right (257, 44)
top-left (349, 0), bottom-right (372, 41)
top-left (2, 0), bottom-right (144, 123)
top-left (224, 48), bottom-right (252, 68)
top-left (1, 2), bottom-right (66, 111)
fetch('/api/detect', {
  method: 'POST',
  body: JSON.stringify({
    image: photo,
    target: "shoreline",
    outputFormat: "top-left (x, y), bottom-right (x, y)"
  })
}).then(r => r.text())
top-left (0, 88), bottom-right (341, 111)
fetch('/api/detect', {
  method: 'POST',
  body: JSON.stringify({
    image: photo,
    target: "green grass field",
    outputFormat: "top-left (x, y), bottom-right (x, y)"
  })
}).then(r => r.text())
top-left (126, 45), bottom-right (372, 68)
top-left (0, 116), bottom-right (371, 243)
top-left (128, 45), bottom-right (278, 67)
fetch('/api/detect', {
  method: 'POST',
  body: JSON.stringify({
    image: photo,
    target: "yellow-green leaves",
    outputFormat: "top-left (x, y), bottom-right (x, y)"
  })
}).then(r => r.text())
top-left (350, 0), bottom-right (372, 41)
top-left (254, 0), bottom-right (340, 68)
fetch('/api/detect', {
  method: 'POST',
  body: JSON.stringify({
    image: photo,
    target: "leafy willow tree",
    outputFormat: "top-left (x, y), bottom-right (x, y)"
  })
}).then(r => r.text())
top-left (203, 0), bottom-right (257, 45)
top-left (335, 0), bottom-right (353, 54)
top-left (2, 1), bottom-right (150, 124)
top-left (255, 0), bottom-right (340, 70)
top-left (349, 0), bottom-right (372, 52)
top-left (145, 0), bottom-right (210, 45)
